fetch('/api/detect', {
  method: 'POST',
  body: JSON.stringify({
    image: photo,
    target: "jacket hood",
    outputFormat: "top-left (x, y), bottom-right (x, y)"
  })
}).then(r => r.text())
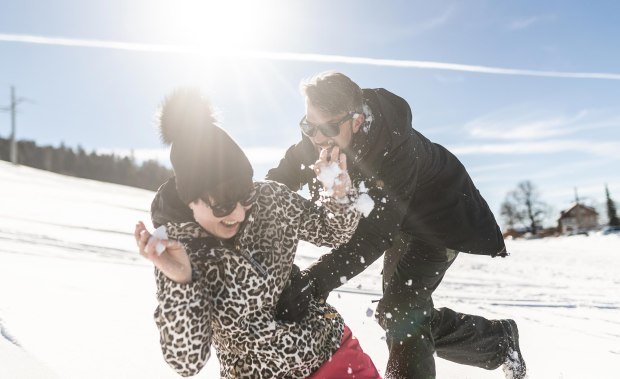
top-left (350, 88), bottom-right (413, 164)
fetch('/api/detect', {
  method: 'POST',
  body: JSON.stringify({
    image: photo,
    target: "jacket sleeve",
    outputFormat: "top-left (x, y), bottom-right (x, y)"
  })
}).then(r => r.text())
top-left (303, 130), bottom-right (423, 295)
top-left (270, 182), bottom-right (361, 249)
top-left (266, 140), bottom-right (316, 192)
top-left (153, 257), bottom-right (213, 377)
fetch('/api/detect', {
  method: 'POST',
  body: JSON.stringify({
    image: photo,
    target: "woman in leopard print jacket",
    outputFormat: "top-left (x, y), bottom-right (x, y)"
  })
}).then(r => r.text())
top-left (135, 90), bottom-right (380, 378)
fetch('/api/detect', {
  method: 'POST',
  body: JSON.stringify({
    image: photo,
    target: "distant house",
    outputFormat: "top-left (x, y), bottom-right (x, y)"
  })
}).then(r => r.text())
top-left (558, 203), bottom-right (599, 234)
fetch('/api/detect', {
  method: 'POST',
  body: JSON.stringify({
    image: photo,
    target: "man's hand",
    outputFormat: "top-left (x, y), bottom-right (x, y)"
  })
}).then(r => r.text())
top-left (135, 221), bottom-right (192, 284)
top-left (275, 265), bottom-right (315, 322)
top-left (313, 146), bottom-right (352, 200)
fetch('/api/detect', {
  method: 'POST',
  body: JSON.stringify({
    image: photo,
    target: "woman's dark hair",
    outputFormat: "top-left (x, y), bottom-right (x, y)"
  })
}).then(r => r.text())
top-left (202, 176), bottom-right (254, 206)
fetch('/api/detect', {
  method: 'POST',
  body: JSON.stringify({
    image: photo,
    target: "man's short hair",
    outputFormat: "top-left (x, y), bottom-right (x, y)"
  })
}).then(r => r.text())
top-left (300, 71), bottom-right (363, 115)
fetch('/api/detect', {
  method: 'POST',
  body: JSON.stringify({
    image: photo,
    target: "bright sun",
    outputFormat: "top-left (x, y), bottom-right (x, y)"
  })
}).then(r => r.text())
top-left (157, 0), bottom-right (280, 51)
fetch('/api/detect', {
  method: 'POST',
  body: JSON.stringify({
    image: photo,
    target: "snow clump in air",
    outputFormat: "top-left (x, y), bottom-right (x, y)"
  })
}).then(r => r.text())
top-left (353, 181), bottom-right (375, 217)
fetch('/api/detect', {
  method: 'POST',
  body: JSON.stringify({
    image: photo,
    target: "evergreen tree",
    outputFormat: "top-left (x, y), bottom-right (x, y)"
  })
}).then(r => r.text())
top-left (606, 184), bottom-right (620, 226)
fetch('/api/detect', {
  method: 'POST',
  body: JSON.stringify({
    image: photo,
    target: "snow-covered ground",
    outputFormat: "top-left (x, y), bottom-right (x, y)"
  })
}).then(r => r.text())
top-left (1, 160), bottom-right (618, 378)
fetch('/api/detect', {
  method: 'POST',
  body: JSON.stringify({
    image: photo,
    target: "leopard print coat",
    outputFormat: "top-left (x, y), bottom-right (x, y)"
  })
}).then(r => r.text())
top-left (153, 181), bottom-right (361, 378)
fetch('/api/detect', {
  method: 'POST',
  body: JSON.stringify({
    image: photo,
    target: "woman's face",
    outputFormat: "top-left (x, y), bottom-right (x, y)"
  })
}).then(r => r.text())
top-left (189, 197), bottom-right (251, 240)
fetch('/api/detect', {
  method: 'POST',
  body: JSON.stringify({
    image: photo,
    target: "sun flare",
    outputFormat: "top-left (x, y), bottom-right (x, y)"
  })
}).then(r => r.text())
top-left (157, 0), bottom-right (280, 52)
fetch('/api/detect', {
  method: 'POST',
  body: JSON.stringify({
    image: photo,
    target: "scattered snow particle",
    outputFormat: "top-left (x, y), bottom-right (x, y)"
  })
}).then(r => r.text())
top-left (358, 181), bottom-right (368, 193)
top-left (385, 312), bottom-right (392, 319)
top-left (347, 367), bottom-right (353, 374)
top-left (405, 279), bottom-right (413, 286)
top-left (360, 257), bottom-right (365, 264)
top-left (340, 276), bottom-right (348, 284)
top-left (354, 193), bottom-right (375, 217)
top-left (361, 104), bottom-right (373, 133)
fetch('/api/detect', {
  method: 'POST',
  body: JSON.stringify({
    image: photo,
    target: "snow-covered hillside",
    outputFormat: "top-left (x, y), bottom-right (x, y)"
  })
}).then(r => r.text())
top-left (1, 161), bottom-right (618, 378)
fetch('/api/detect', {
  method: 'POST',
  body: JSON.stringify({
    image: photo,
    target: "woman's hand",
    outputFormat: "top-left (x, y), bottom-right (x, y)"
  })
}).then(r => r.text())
top-left (134, 221), bottom-right (192, 284)
top-left (313, 146), bottom-right (352, 200)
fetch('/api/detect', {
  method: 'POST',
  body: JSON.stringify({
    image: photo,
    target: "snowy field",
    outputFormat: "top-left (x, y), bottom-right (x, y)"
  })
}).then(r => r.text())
top-left (1, 160), bottom-right (619, 378)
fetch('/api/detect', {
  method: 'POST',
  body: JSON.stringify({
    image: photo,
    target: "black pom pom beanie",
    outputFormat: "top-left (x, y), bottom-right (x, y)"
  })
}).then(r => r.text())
top-left (158, 88), bottom-right (253, 205)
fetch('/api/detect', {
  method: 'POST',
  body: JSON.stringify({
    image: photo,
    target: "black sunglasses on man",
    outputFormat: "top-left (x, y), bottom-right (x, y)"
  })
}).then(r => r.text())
top-left (299, 112), bottom-right (358, 138)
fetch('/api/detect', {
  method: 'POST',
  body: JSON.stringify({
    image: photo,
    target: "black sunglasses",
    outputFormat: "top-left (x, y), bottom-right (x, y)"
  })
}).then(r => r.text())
top-left (299, 112), bottom-right (358, 137)
top-left (203, 185), bottom-right (258, 218)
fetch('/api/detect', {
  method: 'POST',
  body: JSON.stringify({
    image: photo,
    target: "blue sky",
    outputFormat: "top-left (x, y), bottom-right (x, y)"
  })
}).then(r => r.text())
top-left (1, 0), bottom-right (619, 227)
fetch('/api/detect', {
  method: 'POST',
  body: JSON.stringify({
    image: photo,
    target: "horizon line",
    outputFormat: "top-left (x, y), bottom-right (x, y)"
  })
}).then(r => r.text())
top-left (2, 33), bottom-right (620, 80)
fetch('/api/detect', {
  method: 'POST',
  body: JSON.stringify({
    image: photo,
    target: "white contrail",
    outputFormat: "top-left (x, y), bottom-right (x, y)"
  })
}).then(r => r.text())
top-left (2, 33), bottom-right (620, 80)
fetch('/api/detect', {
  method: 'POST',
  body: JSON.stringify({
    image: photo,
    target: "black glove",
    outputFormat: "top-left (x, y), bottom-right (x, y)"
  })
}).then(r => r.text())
top-left (275, 265), bottom-right (315, 322)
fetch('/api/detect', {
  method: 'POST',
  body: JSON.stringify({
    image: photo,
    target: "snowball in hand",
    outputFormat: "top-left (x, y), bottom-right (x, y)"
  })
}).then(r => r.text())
top-left (150, 225), bottom-right (168, 256)
top-left (316, 161), bottom-right (342, 192)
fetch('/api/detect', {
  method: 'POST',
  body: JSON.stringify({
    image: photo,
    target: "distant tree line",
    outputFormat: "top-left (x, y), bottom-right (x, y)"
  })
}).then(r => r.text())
top-left (0, 137), bottom-right (172, 191)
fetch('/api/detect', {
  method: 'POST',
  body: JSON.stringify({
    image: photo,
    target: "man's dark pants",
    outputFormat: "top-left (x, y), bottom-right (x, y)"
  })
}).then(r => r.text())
top-left (377, 233), bottom-right (508, 378)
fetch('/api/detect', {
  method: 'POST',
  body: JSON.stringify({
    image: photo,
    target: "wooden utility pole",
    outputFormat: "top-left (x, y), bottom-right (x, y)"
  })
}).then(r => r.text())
top-left (1, 86), bottom-right (27, 165)
top-left (574, 187), bottom-right (582, 232)
top-left (574, 187), bottom-right (580, 204)
top-left (9, 86), bottom-right (17, 164)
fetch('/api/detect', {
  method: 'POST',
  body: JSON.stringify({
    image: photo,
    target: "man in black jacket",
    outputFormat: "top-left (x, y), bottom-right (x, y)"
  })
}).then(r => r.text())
top-left (268, 72), bottom-right (526, 379)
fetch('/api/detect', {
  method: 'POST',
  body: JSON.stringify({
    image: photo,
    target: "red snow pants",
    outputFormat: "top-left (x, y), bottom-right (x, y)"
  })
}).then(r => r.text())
top-left (308, 325), bottom-right (382, 379)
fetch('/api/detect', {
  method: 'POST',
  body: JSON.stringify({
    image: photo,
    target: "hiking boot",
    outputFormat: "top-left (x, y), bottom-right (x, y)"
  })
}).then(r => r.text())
top-left (500, 319), bottom-right (526, 379)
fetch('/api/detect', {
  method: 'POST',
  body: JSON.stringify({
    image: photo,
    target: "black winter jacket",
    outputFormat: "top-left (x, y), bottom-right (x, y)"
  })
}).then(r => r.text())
top-left (266, 88), bottom-right (506, 296)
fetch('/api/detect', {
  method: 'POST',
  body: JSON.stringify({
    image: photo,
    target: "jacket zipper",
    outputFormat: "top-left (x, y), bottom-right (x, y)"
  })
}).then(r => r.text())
top-left (237, 246), bottom-right (268, 278)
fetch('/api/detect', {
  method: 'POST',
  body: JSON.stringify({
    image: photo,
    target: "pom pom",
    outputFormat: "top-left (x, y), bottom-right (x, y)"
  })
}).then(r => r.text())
top-left (157, 88), bottom-right (217, 145)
